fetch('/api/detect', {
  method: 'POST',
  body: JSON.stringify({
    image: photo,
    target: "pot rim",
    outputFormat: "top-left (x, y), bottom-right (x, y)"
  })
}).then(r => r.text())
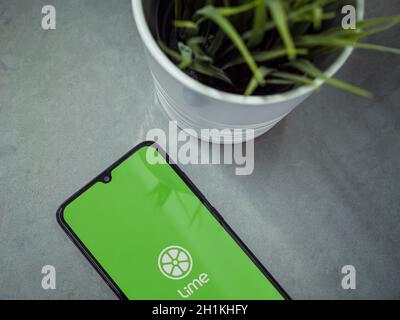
top-left (132, 0), bottom-right (364, 106)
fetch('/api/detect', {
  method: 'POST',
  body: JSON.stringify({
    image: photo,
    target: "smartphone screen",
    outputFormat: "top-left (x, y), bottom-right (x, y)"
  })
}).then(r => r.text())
top-left (58, 142), bottom-right (288, 300)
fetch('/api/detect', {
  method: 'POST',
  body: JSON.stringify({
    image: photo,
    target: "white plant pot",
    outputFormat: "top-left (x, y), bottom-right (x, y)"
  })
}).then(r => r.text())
top-left (132, 0), bottom-right (364, 144)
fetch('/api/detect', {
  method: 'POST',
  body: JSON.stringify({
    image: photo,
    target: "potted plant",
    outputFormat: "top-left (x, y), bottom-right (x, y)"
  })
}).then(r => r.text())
top-left (132, 0), bottom-right (399, 143)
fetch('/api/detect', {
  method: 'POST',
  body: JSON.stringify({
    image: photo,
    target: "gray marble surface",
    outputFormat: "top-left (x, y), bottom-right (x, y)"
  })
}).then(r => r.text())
top-left (0, 0), bottom-right (399, 300)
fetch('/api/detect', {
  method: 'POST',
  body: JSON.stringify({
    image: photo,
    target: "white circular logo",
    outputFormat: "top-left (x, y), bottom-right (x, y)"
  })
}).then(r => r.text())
top-left (158, 246), bottom-right (193, 280)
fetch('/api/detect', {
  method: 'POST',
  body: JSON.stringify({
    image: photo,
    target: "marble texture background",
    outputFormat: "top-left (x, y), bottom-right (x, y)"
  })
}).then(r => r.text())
top-left (0, 0), bottom-right (399, 299)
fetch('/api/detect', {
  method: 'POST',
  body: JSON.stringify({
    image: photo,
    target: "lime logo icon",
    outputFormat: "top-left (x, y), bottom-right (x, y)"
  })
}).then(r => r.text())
top-left (158, 246), bottom-right (192, 280)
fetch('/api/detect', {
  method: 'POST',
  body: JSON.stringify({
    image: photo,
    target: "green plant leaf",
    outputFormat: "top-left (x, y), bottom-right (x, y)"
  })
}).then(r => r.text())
top-left (195, 5), bottom-right (264, 84)
top-left (173, 20), bottom-right (199, 32)
top-left (223, 48), bottom-right (308, 70)
top-left (271, 71), bottom-right (315, 86)
top-left (312, 4), bottom-right (322, 29)
top-left (352, 43), bottom-right (400, 55)
top-left (265, 0), bottom-right (296, 60)
top-left (187, 37), bottom-right (214, 63)
top-left (245, 67), bottom-right (271, 96)
top-left (248, 0), bottom-right (267, 48)
top-left (288, 60), bottom-right (371, 97)
top-left (192, 61), bottom-right (234, 85)
top-left (159, 41), bottom-right (182, 62)
top-left (327, 15), bottom-right (400, 38)
top-left (264, 79), bottom-right (298, 85)
top-left (177, 42), bottom-right (193, 69)
top-left (295, 34), bottom-right (400, 55)
top-left (208, 30), bottom-right (225, 57)
top-left (216, 1), bottom-right (259, 16)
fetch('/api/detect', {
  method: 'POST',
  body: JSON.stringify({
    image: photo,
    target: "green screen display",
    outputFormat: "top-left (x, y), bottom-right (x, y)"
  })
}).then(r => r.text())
top-left (61, 144), bottom-right (286, 300)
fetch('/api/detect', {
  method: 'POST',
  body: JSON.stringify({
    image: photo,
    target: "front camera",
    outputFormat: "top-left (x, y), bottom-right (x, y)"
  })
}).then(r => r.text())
top-left (102, 174), bottom-right (112, 183)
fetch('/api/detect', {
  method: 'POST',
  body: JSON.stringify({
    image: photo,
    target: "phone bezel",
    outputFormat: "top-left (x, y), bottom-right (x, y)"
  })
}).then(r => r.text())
top-left (57, 141), bottom-right (291, 300)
